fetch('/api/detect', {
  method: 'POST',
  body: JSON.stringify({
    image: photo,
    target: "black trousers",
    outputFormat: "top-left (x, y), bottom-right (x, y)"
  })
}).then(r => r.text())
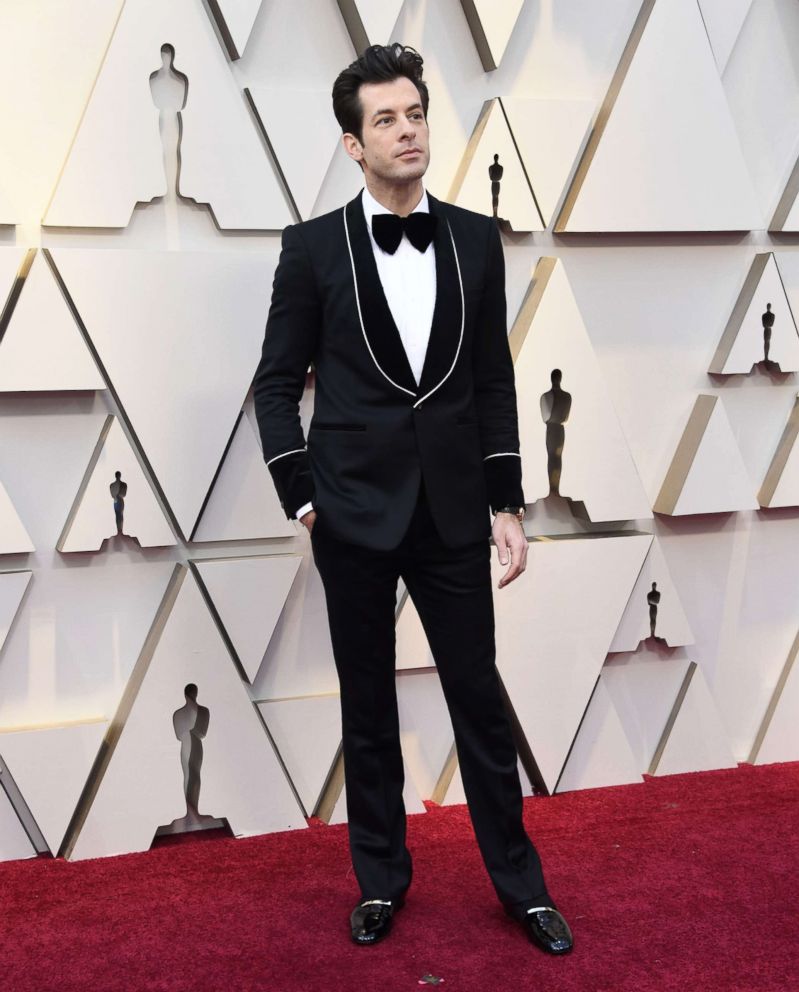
top-left (310, 477), bottom-right (553, 914)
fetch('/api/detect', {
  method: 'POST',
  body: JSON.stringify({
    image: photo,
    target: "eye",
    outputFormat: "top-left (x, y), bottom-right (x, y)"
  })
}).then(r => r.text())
top-left (377, 116), bottom-right (392, 126)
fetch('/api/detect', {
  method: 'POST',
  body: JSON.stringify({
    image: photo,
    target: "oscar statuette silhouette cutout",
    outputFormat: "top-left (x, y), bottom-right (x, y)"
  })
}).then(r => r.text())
top-left (540, 369), bottom-right (572, 496)
top-left (489, 153), bottom-right (504, 220)
top-left (169, 684), bottom-right (217, 831)
top-left (149, 44), bottom-right (188, 200)
top-left (647, 581), bottom-right (661, 641)
top-left (762, 302), bottom-right (775, 366)
top-left (109, 471), bottom-right (127, 536)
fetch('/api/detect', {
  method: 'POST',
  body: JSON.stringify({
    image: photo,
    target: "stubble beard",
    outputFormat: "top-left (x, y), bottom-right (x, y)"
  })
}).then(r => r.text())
top-left (372, 153), bottom-right (429, 189)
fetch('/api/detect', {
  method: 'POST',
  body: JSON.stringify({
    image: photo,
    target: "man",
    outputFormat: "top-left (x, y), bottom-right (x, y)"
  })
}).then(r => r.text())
top-left (253, 43), bottom-right (573, 956)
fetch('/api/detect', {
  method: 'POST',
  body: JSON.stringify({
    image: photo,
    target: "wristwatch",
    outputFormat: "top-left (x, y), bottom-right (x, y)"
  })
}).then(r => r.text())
top-left (494, 505), bottom-right (525, 524)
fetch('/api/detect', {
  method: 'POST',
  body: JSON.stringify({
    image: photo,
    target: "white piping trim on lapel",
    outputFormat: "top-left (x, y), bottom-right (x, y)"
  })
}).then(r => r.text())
top-left (343, 205), bottom-right (417, 399)
top-left (266, 447), bottom-right (306, 467)
top-left (483, 451), bottom-right (521, 460)
top-left (412, 218), bottom-right (464, 409)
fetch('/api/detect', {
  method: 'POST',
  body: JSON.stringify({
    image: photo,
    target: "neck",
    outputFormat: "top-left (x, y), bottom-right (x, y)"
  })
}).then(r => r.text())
top-left (364, 176), bottom-right (425, 217)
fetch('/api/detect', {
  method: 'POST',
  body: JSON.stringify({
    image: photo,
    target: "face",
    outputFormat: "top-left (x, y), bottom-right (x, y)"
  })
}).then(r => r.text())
top-left (342, 75), bottom-right (430, 185)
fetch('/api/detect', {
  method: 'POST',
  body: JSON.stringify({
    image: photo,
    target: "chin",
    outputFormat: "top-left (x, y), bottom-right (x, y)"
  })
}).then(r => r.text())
top-left (394, 160), bottom-right (429, 182)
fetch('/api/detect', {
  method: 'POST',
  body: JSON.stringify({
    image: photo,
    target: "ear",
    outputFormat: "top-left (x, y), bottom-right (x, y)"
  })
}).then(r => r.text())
top-left (342, 131), bottom-right (364, 164)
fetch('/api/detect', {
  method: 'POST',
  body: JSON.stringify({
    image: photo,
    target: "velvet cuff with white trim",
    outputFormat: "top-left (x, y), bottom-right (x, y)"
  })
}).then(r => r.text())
top-left (267, 450), bottom-right (316, 521)
top-left (484, 453), bottom-right (524, 514)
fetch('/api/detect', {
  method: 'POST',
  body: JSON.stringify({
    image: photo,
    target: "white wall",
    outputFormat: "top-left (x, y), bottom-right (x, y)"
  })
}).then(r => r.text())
top-left (1, 0), bottom-right (797, 861)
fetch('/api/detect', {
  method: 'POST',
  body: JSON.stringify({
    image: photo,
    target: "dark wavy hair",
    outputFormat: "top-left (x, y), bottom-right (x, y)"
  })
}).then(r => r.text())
top-left (332, 43), bottom-right (429, 144)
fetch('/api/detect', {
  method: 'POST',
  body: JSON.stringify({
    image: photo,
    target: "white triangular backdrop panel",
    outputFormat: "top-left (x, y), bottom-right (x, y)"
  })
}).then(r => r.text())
top-left (256, 694), bottom-right (341, 816)
top-left (603, 653), bottom-right (692, 773)
top-left (58, 415), bottom-right (176, 551)
top-left (193, 411), bottom-right (296, 542)
top-left (610, 538), bottom-right (694, 652)
top-left (781, 183), bottom-right (799, 233)
top-left (502, 97), bottom-right (594, 227)
top-left (709, 253), bottom-right (799, 375)
top-left (209, 0), bottom-right (263, 59)
top-left (0, 571), bottom-right (31, 655)
top-left (45, 0), bottom-right (292, 229)
top-left (697, 0), bottom-right (753, 73)
top-left (0, 251), bottom-right (104, 392)
top-left (0, 721), bottom-right (108, 854)
top-left (655, 394), bottom-right (758, 516)
top-left (653, 663), bottom-right (737, 776)
top-left (459, 0), bottom-right (524, 71)
top-left (560, 0), bottom-right (762, 231)
top-left (450, 100), bottom-right (543, 233)
top-left (770, 252), bottom-right (799, 337)
top-left (0, 561), bottom-right (176, 731)
top-left (249, 535), bottom-right (340, 702)
top-left (246, 87), bottom-right (342, 223)
top-left (0, 481), bottom-right (34, 555)
top-left (492, 533), bottom-right (651, 793)
top-left (196, 555), bottom-right (302, 683)
top-left (50, 248), bottom-right (278, 538)
top-left (513, 259), bottom-right (652, 522)
top-left (555, 676), bottom-right (642, 793)
top-left (752, 633), bottom-right (799, 765)
top-left (336, 0), bottom-right (404, 49)
top-left (68, 568), bottom-right (306, 861)
top-left (760, 396), bottom-right (799, 509)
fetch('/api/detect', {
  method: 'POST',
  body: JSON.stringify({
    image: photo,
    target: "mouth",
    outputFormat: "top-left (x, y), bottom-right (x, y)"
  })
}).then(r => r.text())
top-left (398, 148), bottom-right (422, 159)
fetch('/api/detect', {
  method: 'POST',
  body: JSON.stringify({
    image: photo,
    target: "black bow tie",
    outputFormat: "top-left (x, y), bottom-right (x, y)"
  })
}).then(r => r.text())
top-left (371, 212), bottom-right (437, 255)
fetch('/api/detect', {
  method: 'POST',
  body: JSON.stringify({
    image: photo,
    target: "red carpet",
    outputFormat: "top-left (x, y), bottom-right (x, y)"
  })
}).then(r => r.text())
top-left (2, 762), bottom-right (797, 992)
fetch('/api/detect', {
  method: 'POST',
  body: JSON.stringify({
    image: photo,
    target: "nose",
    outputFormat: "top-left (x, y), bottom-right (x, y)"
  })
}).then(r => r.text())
top-left (399, 115), bottom-right (416, 141)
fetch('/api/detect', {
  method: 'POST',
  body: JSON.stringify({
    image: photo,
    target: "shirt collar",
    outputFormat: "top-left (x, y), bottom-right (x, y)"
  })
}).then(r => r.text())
top-left (361, 185), bottom-right (429, 224)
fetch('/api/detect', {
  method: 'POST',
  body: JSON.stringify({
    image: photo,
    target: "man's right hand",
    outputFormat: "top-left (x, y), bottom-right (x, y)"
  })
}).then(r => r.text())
top-left (299, 509), bottom-right (317, 532)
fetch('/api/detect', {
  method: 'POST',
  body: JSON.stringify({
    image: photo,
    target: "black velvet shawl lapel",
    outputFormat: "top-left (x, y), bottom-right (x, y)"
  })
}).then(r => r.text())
top-left (344, 192), bottom-right (418, 396)
top-left (415, 193), bottom-right (463, 403)
top-left (342, 190), bottom-right (464, 403)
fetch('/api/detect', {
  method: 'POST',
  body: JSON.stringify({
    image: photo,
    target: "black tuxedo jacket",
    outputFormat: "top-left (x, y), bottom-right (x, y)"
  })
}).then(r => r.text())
top-left (252, 190), bottom-right (524, 551)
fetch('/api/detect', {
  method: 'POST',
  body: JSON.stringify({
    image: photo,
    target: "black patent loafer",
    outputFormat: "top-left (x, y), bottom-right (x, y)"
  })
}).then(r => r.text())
top-left (350, 898), bottom-right (400, 946)
top-left (521, 906), bottom-right (574, 954)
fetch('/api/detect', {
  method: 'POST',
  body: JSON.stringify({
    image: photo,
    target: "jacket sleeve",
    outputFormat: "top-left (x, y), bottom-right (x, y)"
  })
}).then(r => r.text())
top-left (252, 223), bottom-right (320, 519)
top-left (471, 218), bottom-right (525, 512)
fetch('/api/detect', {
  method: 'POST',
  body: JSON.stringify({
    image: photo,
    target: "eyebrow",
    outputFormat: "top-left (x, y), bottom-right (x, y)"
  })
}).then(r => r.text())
top-left (371, 102), bottom-right (423, 120)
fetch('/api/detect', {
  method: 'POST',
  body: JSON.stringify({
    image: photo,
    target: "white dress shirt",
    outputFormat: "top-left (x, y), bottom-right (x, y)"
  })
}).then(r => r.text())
top-left (295, 186), bottom-right (437, 522)
top-left (361, 184), bottom-right (437, 384)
